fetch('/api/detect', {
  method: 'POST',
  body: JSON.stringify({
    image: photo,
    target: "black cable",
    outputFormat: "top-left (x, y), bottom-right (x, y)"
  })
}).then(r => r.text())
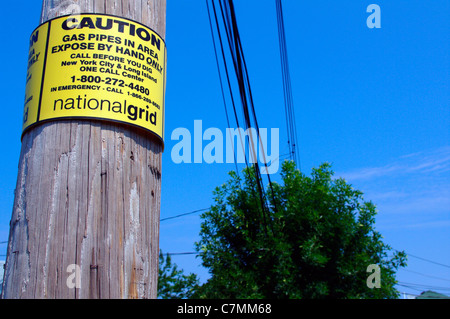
top-left (209, 1), bottom-right (274, 234)
top-left (406, 252), bottom-right (450, 269)
top-left (212, 0), bottom-right (274, 233)
top-left (400, 268), bottom-right (450, 282)
top-left (393, 248), bottom-right (450, 269)
top-left (275, 0), bottom-right (300, 170)
top-left (206, 0), bottom-right (241, 180)
top-left (165, 252), bottom-right (198, 256)
top-left (397, 281), bottom-right (450, 292)
top-left (160, 208), bottom-right (209, 222)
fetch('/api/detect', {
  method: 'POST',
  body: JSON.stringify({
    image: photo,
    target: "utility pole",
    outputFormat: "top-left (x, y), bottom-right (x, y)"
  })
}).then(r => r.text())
top-left (1, 0), bottom-right (166, 299)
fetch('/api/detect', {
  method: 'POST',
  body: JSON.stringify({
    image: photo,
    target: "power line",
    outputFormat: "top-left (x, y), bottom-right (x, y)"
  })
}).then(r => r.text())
top-left (206, 0), bottom-right (241, 180)
top-left (275, 0), bottom-right (301, 170)
top-left (400, 268), bottom-right (450, 282)
top-left (206, 0), bottom-right (279, 235)
top-left (397, 281), bottom-right (450, 292)
top-left (406, 252), bottom-right (450, 269)
top-left (160, 208), bottom-right (209, 222)
top-left (165, 252), bottom-right (198, 256)
top-left (393, 248), bottom-right (450, 269)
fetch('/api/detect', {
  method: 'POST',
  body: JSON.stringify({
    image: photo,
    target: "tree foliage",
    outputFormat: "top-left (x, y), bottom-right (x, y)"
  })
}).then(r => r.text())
top-left (194, 161), bottom-right (407, 299)
top-left (157, 250), bottom-right (199, 299)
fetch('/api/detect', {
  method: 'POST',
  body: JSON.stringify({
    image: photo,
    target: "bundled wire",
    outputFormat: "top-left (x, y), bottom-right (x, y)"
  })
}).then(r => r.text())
top-left (206, 0), bottom-right (276, 233)
top-left (275, 0), bottom-right (300, 170)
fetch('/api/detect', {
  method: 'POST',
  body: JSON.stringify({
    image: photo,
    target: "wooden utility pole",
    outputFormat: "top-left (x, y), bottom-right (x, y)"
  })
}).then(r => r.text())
top-left (2, 0), bottom-right (166, 299)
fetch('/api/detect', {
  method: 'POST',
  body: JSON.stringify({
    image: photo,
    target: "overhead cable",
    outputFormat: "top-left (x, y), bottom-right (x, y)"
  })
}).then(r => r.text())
top-left (206, 0), bottom-right (278, 233)
top-left (275, 0), bottom-right (300, 170)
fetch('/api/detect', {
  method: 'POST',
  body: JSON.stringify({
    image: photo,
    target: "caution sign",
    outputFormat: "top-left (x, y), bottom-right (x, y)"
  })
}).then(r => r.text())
top-left (23, 14), bottom-right (166, 144)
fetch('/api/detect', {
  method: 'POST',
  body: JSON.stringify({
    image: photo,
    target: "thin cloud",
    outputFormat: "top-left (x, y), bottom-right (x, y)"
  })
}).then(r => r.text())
top-left (339, 146), bottom-right (450, 181)
top-left (402, 220), bottom-right (450, 230)
top-left (337, 146), bottom-right (450, 230)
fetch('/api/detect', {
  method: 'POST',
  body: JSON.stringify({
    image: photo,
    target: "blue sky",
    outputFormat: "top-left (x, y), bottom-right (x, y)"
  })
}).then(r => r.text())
top-left (0, 0), bottom-right (449, 298)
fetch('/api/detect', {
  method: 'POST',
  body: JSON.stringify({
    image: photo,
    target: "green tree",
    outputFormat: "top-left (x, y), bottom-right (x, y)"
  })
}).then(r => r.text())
top-left (157, 250), bottom-right (199, 299)
top-left (194, 161), bottom-right (407, 299)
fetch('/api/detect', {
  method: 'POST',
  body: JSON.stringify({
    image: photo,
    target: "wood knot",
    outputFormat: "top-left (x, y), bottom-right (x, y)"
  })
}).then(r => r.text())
top-left (148, 165), bottom-right (161, 180)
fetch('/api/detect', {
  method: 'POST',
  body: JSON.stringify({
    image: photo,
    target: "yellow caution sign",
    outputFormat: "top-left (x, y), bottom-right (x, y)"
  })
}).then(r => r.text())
top-left (22, 14), bottom-right (166, 145)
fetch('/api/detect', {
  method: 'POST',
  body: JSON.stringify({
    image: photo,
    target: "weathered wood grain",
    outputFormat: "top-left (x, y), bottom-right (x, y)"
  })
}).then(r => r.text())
top-left (2, 0), bottom-right (166, 299)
